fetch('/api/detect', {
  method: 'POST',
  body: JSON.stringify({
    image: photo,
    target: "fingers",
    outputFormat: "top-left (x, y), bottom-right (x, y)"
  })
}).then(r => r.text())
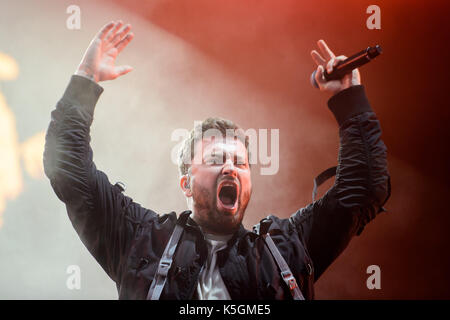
top-left (111, 24), bottom-right (132, 47)
top-left (311, 50), bottom-right (326, 67)
top-left (105, 20), bottom-right (124, 42)
top-left (326, 55), bottom-right (347, 73)
top-left (312, 40), bottom-right (339, 75)
top-left (114, 65), bottom-right (133, 77)
top-left (326, 57), bottom-right (335, 73)
top-left (351, 68), bottom-right (361, 86)
top-left (334, 55), bottom-right (347, 63)
top-left (314, 65), bottom-right (326, 86)
top-left (97, 21), bottom-right (115, 40)
top-left (317, 39), bottom-right (335, 60)
top-left (116, 32), bottom-right (134, 53)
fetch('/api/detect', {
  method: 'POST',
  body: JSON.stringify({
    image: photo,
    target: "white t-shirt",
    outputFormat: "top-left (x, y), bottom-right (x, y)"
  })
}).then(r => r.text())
top-left (196, 233), bottom-right (233, 300)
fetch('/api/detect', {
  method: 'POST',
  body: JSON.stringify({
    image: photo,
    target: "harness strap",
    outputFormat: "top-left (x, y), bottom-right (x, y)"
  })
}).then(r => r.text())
top-left (262, 234), bottom-right (305, 300)
top-left (312, 166), bottom-right (391, 214)
top-left (146, 212), bottom-right (189, 300)
top-left (312, 166), bottom-right (337, 202)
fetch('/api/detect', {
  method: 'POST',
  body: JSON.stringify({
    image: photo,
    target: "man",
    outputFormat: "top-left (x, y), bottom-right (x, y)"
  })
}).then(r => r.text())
top-left (44, 21), bottom-right (390, 299)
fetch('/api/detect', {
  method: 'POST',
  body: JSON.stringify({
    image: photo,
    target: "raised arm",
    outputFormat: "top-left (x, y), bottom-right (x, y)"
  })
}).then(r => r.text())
top-left (43, 21), bottom-right (155, 281)
top-left (290, 40), bottom-right (390, 280)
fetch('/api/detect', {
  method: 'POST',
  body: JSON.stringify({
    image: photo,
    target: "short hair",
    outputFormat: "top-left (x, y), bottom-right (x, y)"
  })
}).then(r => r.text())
top-left (178, 117), bottom-right (250, 176)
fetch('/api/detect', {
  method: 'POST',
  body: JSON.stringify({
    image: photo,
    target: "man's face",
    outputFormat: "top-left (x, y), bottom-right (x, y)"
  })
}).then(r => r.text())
top-left (183, 137), bottom-right (252, 235)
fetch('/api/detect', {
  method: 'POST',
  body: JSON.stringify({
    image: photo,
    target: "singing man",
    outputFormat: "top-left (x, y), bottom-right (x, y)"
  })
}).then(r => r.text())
top-left (44, 21), bottom-right (390, 299)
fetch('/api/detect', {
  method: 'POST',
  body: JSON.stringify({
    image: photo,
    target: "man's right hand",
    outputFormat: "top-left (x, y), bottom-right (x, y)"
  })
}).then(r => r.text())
top-left (75, 21), bottom-right (134, 83)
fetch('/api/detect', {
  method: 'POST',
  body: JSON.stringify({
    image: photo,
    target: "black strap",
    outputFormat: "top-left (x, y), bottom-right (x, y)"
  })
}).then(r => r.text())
top-left (262, 234), bottom-right (305, 300)
top-left (312, 166), bottom-right (391, 214)
top-left (312, 166), bottom-right (337, 202)
top-left (146, 212), bottom-right (189, 300)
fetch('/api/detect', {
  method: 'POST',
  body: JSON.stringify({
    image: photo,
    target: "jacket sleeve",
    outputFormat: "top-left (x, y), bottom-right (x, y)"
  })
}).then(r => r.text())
top-left (290, 85), bottom-right (391, 281)
top-left (43, 75), bottom-right (157, 282)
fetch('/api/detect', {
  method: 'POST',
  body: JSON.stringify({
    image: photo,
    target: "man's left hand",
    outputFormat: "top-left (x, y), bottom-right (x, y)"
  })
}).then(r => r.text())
top-left (310, 39), bottom-right (361, 96)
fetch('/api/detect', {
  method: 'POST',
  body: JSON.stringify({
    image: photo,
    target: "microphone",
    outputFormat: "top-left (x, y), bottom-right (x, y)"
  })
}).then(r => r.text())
top-left (310, 45), bottom-right (382, 88)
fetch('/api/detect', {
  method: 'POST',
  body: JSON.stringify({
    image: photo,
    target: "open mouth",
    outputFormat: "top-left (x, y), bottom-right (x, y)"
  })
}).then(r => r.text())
top-left (217, 180), bottom-right (239, 211)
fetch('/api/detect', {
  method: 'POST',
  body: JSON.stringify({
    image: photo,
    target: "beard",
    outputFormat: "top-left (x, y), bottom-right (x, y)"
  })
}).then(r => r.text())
top-left (192, 181), bottom-right (251, 235)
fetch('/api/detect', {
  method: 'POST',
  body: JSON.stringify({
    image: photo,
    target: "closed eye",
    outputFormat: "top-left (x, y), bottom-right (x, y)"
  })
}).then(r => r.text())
top-left (234, 155), bottom-right (247, 167)
top-left (204, 156), bottom-right (224, 165)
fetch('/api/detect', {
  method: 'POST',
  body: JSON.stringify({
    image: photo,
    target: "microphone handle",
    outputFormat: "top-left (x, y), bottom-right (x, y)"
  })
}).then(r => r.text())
top-left (325, 48), bottom-right (372, 80)
top-left (311, 45), bottom-right (382, 88)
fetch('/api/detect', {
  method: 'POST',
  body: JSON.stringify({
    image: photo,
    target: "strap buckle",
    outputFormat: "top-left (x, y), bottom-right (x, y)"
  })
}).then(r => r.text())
top-left (158, 258), bottom-right (172, 277)
top-left (281, 270), bottom-right (298, 291)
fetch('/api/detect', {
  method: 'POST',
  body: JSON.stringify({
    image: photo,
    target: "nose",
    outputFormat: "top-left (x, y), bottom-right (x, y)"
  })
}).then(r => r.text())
top-left (221, 158), bottom-right (237, 178)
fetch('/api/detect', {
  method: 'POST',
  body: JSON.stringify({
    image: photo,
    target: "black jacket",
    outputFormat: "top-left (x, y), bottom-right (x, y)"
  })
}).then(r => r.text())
top-left (43, 75), bottom-right (390, 300)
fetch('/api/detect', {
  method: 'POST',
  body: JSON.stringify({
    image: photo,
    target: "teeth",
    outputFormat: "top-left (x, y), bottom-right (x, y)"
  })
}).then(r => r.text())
top-left (222, 183), bottom-right (235, 187)
top-left (221, 181), bottom-right (237, 187)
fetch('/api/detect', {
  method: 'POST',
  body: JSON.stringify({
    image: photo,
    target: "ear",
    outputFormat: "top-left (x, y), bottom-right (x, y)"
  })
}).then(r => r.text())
top-left (180, 174), bottom-right (192, 197)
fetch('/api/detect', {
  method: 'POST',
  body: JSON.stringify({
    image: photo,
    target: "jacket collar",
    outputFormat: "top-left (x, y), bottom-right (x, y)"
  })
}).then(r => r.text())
top-left (183, 210), bottom-right (254, 246)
